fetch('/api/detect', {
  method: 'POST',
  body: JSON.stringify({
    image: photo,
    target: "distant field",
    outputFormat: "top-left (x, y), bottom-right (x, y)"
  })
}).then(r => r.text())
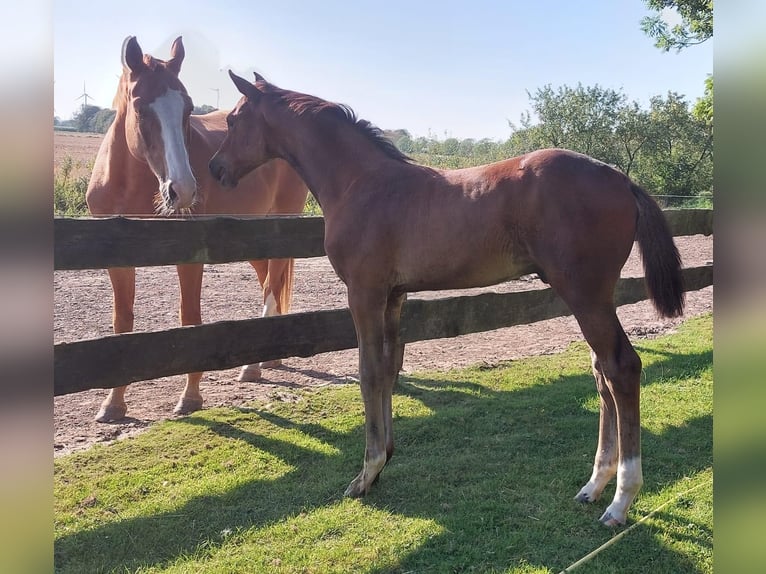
top-left (54, 131), bottom-right (102, 177)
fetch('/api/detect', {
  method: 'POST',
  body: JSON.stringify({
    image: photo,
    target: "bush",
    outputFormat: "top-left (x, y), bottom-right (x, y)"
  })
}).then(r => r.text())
top-left (54, 156), bottom-right (90, 216)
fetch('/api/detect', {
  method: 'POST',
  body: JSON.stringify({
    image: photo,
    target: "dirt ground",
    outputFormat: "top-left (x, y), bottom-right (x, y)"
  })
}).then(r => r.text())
top-left (54, 238), bottom-right (713, 457)
top-left (53, 132), bottom-right (714, 457)
top-left (54, 131), bottom-right (103, 176)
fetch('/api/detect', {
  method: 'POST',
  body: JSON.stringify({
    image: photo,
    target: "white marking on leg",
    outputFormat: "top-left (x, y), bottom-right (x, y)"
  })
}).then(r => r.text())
top-left (258, 293), bottom-right (283, 368)
top-left (576, 457), bottom-right (618, 503)
top-left (603, 456), bottom-right (643, 524)
top-left (150, 89), bottom-right (196, 207)
top-left (262, 292), bottom-right (278, 318)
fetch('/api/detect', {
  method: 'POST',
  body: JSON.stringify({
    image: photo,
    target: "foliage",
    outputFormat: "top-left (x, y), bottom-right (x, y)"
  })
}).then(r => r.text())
top-left (641, 91), bottom-right (713, 202)
top-left (303, 193), bottom-right (323, 215)
top-left (389, 82), bottom-right (713, 205)
top-left (72, 104), bottom-right (116, 134)
top-left (54, 315), bottom-right (712, 573)
top-left (193, 104), bottom-right (217, 115)
top-left (641, 0), bottom-right (713, 52)
top-left (54, 156), bottom-right (90, 216)
top-left (692, 74), bottom-right (713, 127)
top-left (640, 1), bottom-right (713, 145)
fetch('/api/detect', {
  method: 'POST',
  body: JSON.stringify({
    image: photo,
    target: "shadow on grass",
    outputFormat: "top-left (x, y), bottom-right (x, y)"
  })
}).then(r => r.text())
top-left (55, 345), bottom-right (712, 573)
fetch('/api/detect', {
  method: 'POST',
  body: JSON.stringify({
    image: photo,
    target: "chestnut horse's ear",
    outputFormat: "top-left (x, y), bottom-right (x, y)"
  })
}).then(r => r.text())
top-left (121, 36), bottom-right (146, 75)
top-left (167, 36), bottom-right (185, 76)
top-left (253, 71), bottom-right (266, 83)
top-left (229, 70), bottom-right (261, 101)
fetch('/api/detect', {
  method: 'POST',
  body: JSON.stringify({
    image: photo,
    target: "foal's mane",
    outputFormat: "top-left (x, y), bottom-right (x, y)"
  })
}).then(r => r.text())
top-left (263, 84), bottom-right (413, 164)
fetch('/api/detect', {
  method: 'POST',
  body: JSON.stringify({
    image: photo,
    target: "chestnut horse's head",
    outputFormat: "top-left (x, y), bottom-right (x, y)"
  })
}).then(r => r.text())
top-left (209, 70), bottom-right (273, 188)
top-left (120, 36), bottom-right (197, 213)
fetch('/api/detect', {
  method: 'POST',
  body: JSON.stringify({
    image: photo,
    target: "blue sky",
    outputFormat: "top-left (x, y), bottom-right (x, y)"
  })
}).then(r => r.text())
top-left (53, 0), bottom-right (712, 141)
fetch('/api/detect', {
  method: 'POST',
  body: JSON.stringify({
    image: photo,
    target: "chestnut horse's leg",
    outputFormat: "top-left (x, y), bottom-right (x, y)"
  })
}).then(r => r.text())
top-left (572, 306), bottom-right (643, 526)
top-left (173, 263), bottom-right (204, 415)
top-left (95, 267), bottom-right (136, 422)
top-left (238, 259), bottom-right (269, 381)
top-left (259, 258), bottom-right (294, 369)
top-left (344, 287), bottom-right (390, 497)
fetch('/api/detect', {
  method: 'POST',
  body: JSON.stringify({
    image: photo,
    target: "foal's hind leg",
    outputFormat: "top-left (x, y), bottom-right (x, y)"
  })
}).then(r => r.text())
top-left (574, 349), bottom-right (619, 503)
top-left (173, 264), bottom-right (204, 415)
top-left (95, 267), bottom-right (136, 422)
top-left (573, 307), bottom-right (643, 526)
top-left (238, 260), bottom-right (269, 381)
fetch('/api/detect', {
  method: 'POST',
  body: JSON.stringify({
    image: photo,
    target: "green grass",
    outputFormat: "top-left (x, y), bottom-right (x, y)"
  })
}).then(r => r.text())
top-left (54, 155), bottom-right (91, 216)
top-left (54, 314), bottom-right (712, 573)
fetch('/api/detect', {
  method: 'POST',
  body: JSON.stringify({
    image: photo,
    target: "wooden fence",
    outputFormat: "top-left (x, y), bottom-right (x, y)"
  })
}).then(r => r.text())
top-left (54, 209), bottom-right (713, 396)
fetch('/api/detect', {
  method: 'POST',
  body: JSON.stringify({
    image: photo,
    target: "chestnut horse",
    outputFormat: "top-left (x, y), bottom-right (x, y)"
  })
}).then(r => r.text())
top-left (85, 38), bottom-right (307, 422)
top-left (209, 71), bottom-right (684, 526)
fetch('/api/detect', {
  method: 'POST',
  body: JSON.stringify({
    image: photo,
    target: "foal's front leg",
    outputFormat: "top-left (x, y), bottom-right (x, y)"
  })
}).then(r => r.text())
top-left (382, 293), bottom-right (406, 461)
top-left (344, 290), bottom-right (389, 497)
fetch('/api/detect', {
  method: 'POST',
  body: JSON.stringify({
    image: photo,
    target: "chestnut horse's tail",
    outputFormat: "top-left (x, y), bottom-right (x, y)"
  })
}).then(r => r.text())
top-left (264, 258), bottom-right (295, 314)
top-left (630, 183), bottom-right (685, 318)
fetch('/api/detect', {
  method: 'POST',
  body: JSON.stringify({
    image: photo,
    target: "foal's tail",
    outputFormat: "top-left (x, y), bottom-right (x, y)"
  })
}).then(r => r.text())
top-left (264, 258), bottom-right (295, 314)
top-left (630, 183), bottom-right (685, 318)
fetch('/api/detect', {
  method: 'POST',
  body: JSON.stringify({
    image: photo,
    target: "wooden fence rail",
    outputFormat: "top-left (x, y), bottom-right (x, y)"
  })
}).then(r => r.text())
top-left (54, 209), bottom-right (712, 270)
top-left (54, 209), bottom-right (713, 396)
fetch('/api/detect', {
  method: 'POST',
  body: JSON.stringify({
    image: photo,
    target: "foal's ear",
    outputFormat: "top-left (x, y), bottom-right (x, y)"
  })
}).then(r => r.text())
top-left (229, 70), bottom-right (261, 101)
top-left (121, 36), bottom-right (146, 75)
top-left (167, 36), bottom-right (185, 75)
top-left (253, 71), bottom-right (266, 83)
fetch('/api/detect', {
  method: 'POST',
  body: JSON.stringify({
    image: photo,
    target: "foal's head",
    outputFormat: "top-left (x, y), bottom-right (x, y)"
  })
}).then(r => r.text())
top-left (119, 36), bottom-right (197, 213)
top-left (209, 70), bottom-right (274, 188)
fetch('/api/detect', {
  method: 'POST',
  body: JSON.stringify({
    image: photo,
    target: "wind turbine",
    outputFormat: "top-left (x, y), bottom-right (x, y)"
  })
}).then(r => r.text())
top-left (75, 82), bottom-right (94, 108)
top-left (210, 87), bottom-right (220, 109)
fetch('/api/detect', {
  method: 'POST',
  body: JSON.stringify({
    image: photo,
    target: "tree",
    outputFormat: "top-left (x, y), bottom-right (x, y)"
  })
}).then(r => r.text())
top-left (72, 104), bottom-right (101, 132)
top-left (510, 84), bottom-right (625, 164)
top-left (71, 105), bottom-right (115, 133)
top-left (192, 104), bottom-right (217, 115)
top-left (505, 84), bottom-right (712, 200)
top-left (692, 74), bottom-right (713, 127)
top-left (638, 91), bottom-right (713, 200)
top-left (614, 102), bottom-right (653, 177)
top-left (91, 108), bottom-right (116, 133)
top-left (442, 137), bottom-right (460, 156)
top-left (640, 0), bottom-right (713, 52)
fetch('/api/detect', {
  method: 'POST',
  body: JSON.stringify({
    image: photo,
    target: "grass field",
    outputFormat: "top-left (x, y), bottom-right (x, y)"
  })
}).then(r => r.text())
top-left (54, 314), bottom-right (712, 573)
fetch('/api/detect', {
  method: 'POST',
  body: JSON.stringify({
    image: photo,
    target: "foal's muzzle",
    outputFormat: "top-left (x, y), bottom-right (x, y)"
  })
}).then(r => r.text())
top-left (209, 156), bottom-right (236, 188)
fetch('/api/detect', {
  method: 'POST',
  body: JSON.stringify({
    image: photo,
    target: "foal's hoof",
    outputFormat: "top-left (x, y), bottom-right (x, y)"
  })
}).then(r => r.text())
top-left (598, 510), bottom-right (626, 527)
top-left (238, 364), bottom-right (262, 382)
top-left (344, 476), bottom-right (368, 498)
top-left (95, 403), bottom-right (127, 423)
top-left (574, 489), bottom-right (598, 504)
top-left (173, 396), bottom-right (203, 415)
top-left (260, 359), bottom-right (282, 369)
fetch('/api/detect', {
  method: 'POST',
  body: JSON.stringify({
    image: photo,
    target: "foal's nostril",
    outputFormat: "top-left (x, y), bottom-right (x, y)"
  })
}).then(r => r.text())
top-left (167, 183), bottom-right (178, 203)
top-left (209, 159), bottom-right (224, 182)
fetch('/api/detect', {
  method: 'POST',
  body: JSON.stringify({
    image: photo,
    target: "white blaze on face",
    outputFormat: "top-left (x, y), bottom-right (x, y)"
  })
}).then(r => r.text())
top-left (149, 88), bottom-right (197, 209)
